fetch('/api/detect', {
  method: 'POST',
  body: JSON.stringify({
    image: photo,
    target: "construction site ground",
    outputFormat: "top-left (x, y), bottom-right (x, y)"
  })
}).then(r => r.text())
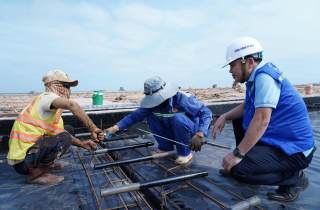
top-left (1, 86), bottom-right (320, 116)
top-left (0, 111), bottom-right (319, 210)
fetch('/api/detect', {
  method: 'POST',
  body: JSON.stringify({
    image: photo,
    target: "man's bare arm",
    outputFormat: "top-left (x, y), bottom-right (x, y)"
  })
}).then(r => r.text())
top-left (212, 101), bottom-right (245, 139)
top-left (64, 129), bottom-right (97, 152)
top-left (52, 97), bottom-right (96, 131)
top-left (237, 107), bottom-right (272, 154)
top-left (223, 101), bottom-right (245, 121)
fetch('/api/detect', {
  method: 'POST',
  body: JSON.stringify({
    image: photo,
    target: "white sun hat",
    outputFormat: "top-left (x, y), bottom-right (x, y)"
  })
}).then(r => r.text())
top-left (140, 76), bottom-right (178, 108)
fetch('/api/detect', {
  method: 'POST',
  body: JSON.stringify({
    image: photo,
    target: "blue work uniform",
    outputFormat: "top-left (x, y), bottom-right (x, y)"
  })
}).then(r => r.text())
top-left (116, 91), bottom-right (212, 156)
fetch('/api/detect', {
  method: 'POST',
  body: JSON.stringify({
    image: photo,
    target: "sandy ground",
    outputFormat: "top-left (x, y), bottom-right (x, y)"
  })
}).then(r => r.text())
top-left (1, 85), bottom-right (319, 116)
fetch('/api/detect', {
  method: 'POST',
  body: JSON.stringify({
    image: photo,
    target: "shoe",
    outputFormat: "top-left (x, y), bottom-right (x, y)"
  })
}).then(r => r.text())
top-left (174, 153), bottom-right (193, 165)
top-left (219, 169), bottom-right (232, 178)
top-left (27, 166), bottom-right (64, 185)
top-left (48, 161), bottom-right (66, 171)
top-left (151, 149), bottom-right (174, 155)
top-left (267, 171), bottom-right (310, 202)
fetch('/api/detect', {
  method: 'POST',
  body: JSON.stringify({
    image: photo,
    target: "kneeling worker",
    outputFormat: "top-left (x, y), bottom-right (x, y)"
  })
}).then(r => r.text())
top-left (7, 70), bottom-right (102, 185)
top-left (212, 37), bottom-right (315, 201)
top-left (99, 76), bottom-right (212, 164)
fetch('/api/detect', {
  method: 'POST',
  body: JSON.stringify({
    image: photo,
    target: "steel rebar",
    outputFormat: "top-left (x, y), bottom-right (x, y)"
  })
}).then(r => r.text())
top-left (104, 134), bottom-right (140, 142)
top-left (84, 142), bottom-right (154, 156)
top-left (227, 196), bottom-right (261, 210)
top-left (101, 171), bottom-right (208, 197)
top-left (138, 128), bottom-right (231, 150)
top-left (95, 151), bottom-right (177, 170)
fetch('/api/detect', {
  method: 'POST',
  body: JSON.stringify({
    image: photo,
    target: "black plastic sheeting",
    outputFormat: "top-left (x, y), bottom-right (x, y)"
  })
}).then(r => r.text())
top-left (0, 148), bottom-right (85, 210)
top-left (0, 111), bottom-right (319, 210)
top-left (0, 145), bottom-right (155, 210)
top-left (101, 111), bottom-right (320, 210)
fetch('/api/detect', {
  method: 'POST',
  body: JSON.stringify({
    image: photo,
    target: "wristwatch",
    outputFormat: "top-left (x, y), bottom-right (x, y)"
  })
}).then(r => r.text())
top-left (233, 147), bottom-right (245, 158)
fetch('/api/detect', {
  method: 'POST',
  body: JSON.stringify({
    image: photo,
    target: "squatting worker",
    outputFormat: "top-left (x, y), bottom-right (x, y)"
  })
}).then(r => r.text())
top-left (7, 70), bottom-right (102, 185)
top-left (98, 76), bottom-right (212, 164)
top-left (212, 37), bottom-right (315, 202)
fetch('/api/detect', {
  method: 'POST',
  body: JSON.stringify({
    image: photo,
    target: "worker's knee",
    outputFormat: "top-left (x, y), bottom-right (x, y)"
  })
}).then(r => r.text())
top-left (57, 132), bottom-right (72, 148)
top-left (64, 125), bottom-right (74, 136)
top-left (230, 165), bottom-right (252, 183)
top-left (171, 114), bottom-right (188, 126)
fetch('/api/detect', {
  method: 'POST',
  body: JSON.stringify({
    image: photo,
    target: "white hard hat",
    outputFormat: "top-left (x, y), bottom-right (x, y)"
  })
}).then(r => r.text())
top-left (222, 37), bottom-right (263, 68)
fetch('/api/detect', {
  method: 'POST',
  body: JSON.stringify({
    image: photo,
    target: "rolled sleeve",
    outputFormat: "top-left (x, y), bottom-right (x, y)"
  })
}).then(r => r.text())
top-left (184, 96), bottom-right (212, 137)
top-left (254, 73), bottom-right (281, 109)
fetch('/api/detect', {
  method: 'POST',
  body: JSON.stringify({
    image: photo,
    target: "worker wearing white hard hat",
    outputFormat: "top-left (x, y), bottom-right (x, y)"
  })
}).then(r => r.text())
top-left (212, 37), bottom-right (315, 202)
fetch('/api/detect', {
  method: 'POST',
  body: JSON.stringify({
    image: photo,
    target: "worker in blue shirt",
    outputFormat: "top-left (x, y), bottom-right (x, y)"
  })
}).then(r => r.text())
top-left (212, 37), bottom-right (315, 202)
top-left (99, 76), bottom-right (212, 164)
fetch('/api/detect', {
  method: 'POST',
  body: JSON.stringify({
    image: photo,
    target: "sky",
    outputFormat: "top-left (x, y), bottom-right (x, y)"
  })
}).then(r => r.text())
top-left (0, 0), bottom-right (320, 93)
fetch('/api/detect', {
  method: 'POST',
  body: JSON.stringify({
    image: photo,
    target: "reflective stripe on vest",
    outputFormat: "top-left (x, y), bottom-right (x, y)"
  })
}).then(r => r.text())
top-left (17, 93), bottom-right (64, 134)
top-left (23, 94), bottom-right (40, 116)
top-left (10, 131), bottom-right (39, 143)
top-left (53, 109), bottom-right (62, 127)
top-left (16, 115), bottom-right (64, 134)
top-left (153, 111), bottom-right (186, 117)
top-left (7, 93), bottom-right (64, 160)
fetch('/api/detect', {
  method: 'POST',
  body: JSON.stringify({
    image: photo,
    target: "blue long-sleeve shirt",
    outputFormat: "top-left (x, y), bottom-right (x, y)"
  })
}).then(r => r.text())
top-left (116, 91), bottom-right (212, 137)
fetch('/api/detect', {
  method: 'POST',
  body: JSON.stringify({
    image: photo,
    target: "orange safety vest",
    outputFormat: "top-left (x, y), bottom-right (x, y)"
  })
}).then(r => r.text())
top-left (7, 93), bottom-right (64, 160)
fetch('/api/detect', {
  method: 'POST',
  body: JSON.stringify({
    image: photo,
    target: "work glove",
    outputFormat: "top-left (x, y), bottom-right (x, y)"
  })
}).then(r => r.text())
top-left (98, 127), bottom-right (115, 141)
top-left (104, 127), bottom-right (116, 139)
top-left (189, 134), bottom-right (203, 152)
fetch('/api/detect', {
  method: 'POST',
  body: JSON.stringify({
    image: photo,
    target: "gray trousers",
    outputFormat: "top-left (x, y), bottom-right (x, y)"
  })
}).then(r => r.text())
top-left (13, 125), bottom-right (73, 175)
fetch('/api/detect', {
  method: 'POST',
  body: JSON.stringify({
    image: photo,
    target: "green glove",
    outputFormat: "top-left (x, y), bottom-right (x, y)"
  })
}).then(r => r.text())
top-left (189, 134), bottom-right (203, 152)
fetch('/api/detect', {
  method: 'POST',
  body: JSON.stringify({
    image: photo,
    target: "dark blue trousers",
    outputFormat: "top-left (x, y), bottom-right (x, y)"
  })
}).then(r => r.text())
top-left (147, 114), bottom-right (193, 156)
top-left (230, 118), bottom-right (315, 186)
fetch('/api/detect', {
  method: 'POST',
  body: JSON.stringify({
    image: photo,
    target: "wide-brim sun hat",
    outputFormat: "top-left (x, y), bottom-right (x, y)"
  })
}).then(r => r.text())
top-left (42, 70), bottom-right (78, 87)
top-left (140, 76), bottom-right (179, 108)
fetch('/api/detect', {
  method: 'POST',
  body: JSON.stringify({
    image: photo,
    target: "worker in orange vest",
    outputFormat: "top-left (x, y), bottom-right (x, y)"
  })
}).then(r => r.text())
top-left (7, 70), bottom-right (102, 185)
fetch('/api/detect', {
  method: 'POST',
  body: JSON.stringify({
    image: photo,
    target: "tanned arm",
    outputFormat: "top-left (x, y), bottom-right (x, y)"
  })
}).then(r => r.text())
top-left (237, 107), bottom-right (272, 154)
top-left (212, 101), bottom-right (245, 139)
top-left (51, 97), bottom-right (102, 142)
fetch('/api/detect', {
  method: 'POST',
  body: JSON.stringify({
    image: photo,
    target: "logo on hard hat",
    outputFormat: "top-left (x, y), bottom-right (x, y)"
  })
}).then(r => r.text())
top-left (234, 44), bottom-right (254, 53)
top-left (172, 108), bottom-right (178, 113)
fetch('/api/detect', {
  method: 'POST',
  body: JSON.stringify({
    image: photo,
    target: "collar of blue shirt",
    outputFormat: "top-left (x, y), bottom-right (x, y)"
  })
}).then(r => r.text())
top-left (247, 61), bottom-right (266, 83)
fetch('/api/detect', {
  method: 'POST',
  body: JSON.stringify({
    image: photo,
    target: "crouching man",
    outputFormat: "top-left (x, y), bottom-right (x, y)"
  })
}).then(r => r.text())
top-left (213, 37), bottom-right (315, 202)
top-left (98, 76), bottom-right (212, 164)
top-left (7, 70), bottom-right (102, 185)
